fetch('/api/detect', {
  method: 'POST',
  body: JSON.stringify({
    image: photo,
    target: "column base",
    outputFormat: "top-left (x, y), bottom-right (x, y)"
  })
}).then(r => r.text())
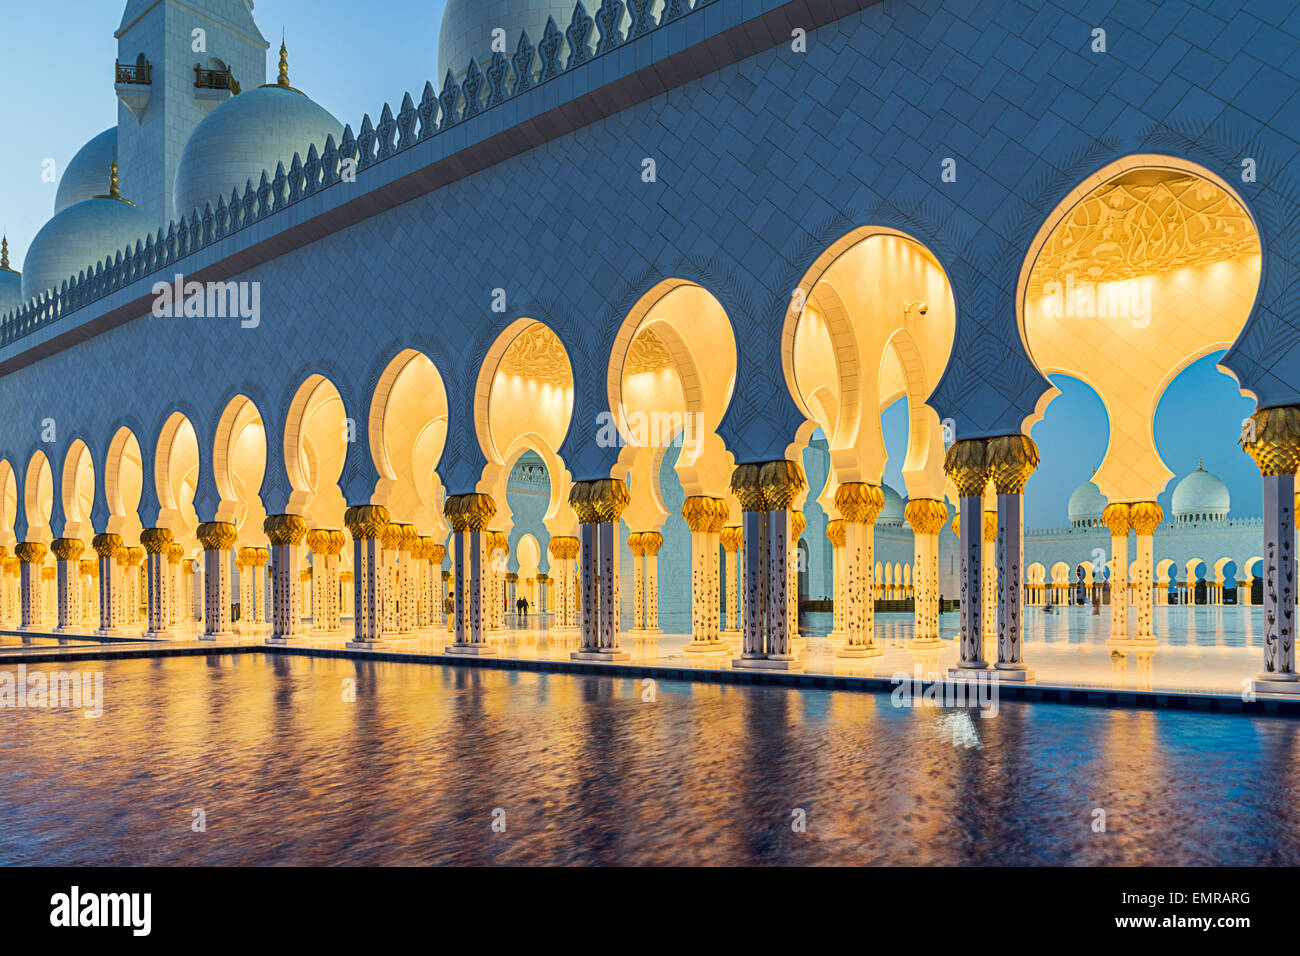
top-left (993, 663), bottom-right (1035, 681)
top-left (948, 663), bottom-right (990, 677)
top-left (570, 648), bottom-right (631, 662)
top-left (732, 654), bottom-right (805, 671)
top-left (346, 639), bottom-right (386, 650)
top-left (907, 637), bottom-right (945, 650)
top-left (310, 628), bottom-right (346, 638)
top-left (198, 632), bottom-right (235, 641)
top-left (445, 642), bottom-right (498, 656)
top-left (683, 639), bottom-right (728, 654)
top-left (1253, 673), bottom-right (1300, 695)
top-left (632, 627), bottom-right (666, 636)
top-left (266, 634), bottom-right (312, 645)
top-left (835, 644), bottom-right (883, 659)
top-left (141, 630), bottom-right (177, 641)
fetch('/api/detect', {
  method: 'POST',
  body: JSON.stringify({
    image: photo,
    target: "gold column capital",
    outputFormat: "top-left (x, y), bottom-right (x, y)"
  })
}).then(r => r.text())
top-left (167, 543), bottom-right (185, 564)
top-left (682, 495), bottom-right (727, 533)
top-left (982, 510), bottom-right (998, 542)
top-left (721, 525), bottom-right (744, 552)
top-left (903, 497), bottom-right (948, 535)
top-left (760, 459), bottom-right (806, 511)
top-left (548, 535), bottom-right (580, 560)
top-left (196, 521), bottom-right (238, 551)
top-left (640, 531), bottom-right (663, 556)
top-left (140, 527), bottom-right (175, 554)
top-left (569, 479), bottom-right (630, 524)
top-left (729, 463), bottom-right (767, 512)
top-left (51, 537), bottom-right (85, 561)
top-left (443, 494), bottom-right (495, 533)
top-left (1129, 501), bottom-right (1164, 536)
top-left (944, 439), bottom-right (989, 497)
top-left (825, 518), bottom-right (845, 548)
top-left (80, 559), bottom-right (98, 576)
top-left (1243, 405), bottom-right (1300, 476)
top-left (306, 528), bottom-right (347, 556)
top-left (835, 481), bottom-right (885, 525)
top-left (429, 542), bottom-right (447, 564)
top-left (627, 531), bottom-right (645, 556)
top-left (1101, 502), bottom-right (1132, 536)
top-left (791, 510), bottom-right (807, 539)
top-left (264, 513), bottom-right (308, 546)
top-left (15, 541), bottom-right (47, 564)
top-left (986, 434), bottom-right (1039, 494)
top-left (344, 504), bottom-right (391, 540)
top-left (92, 533), bottom-right (123, 558)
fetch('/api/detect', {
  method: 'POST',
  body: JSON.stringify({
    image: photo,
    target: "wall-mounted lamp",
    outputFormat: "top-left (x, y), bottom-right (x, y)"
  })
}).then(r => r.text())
top-left (904, 299), bottom-right (929, 316)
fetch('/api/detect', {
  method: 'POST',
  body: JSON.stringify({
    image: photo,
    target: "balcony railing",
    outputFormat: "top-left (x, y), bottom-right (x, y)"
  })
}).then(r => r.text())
top-left (115, 58), bottom-right (151, 85)
top-left (194, 65), bottom-right (240, 94)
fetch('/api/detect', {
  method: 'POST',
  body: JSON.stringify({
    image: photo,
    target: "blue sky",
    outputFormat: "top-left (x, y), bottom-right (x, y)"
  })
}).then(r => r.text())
top-left (0, 2), bottom-right (1261, 525)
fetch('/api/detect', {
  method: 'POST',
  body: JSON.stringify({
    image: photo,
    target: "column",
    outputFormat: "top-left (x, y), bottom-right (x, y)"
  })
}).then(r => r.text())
top-left (125, 547), bottom-right (144, 626)
top-left (196, 521), bottom-right (237, 640)
top-left (1102, 503), bottom-right (1131, 643)
top-left (343, 505), bottom-right (389, 648)
top-left (946, 439), bottom-right (989, 672)
top-left (825, 519), bottom-right (845, 642)
top-left (721, 525), bottom-right (743, 638)
top-left (380, 524), bottom-right (400, 635)
top-left (443, 494), bottom-right (497, 655)
top-left (548, 537), bottom-right (576, 632)
top-left (683, 496), bottom-right (727, 653)
top-left (988, 434), bottom-right (1037, 679)
top-left (306, 529), bottom-right (346, 635)
top-left (428, 542), bottom-right (446, 630)
top-left (16, 542), bottom-right (47, 631)
top-left (628, 533), bottom-right (645, 631)
top-left (981, 512), bottom-right (998, 656)
top-left (91, 534), bottom-right (124, 635)
top-left (184, 559), bottom-right (201, 623)
top-left (1129, 502), bottom-right (1162, 645)
top-left (80, 559), bottom-right (97, 627)
top-left (903, 499), bottom-right (947, 648)
top-left (1244, 406), bottom-right (1300, 692)
top-left (340, 570), bottom-right (355, 620)
top-left (568, 479), bottom-right (631, 661)
top-left (167, 544), bottom-right (184, 629)
top-left (140, 528), bottom-right (174, 639)
top-left (393, 523), bottom-right (418, 635)
top-left (641, 532), bottom-right (661, 633)
top-left (506, 573), bottom-right (518, 620)
top-left (264, 514), bottom-right (308, 644)
top-left (536, 573), bottom-right (548, 615)
top-left (236, 547), bottom-right (256, 631)
top-left (441, 569), bottom-right (452, 631)
top-left (51, 537), bottom-right (85, 633)
top-left (732, 460), bottom-right (807, 670)
top-left (0, 552), bottom-right (16, 626)
top-left (835, 482), bottom-right (885, 658)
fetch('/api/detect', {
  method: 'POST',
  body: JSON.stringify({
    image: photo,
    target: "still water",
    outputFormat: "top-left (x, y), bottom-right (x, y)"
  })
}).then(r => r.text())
top-left (2, 652), bottom-right (1298, 865)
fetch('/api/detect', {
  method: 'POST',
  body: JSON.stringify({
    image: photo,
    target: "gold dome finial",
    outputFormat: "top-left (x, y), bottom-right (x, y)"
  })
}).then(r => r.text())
top-left (0, 235), bottom-right (10, 272)
top-left (109, 159), bottom-right (120, 199)
top-left (277, 38), bottom-right (290, 88)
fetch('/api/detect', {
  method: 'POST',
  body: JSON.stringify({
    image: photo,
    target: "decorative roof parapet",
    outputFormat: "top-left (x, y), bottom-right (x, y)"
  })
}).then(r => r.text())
top-left (0, 0), bottom-right (722, 348)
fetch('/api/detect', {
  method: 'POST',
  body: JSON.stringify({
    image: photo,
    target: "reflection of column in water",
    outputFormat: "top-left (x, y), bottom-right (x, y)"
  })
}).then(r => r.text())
top-left (1109, 648), bottom-right (1128, 690)
top-left (1134, 649), bottom-right (1155, 692)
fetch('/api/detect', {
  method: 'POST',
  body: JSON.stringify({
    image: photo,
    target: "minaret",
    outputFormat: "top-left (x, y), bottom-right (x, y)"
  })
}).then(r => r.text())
top-left (0, 237), bottom-right (14, 274)
top-left (114, 0), bottom-right (268, 229)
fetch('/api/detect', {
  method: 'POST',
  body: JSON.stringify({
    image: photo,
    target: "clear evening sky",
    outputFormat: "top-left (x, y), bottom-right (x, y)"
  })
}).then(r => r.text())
top-left (0, 1), bottom-right (1260, 526)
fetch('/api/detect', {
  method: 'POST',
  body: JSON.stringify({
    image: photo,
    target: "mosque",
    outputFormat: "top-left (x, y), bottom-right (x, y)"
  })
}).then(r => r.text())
top-left (1, 0), bottom-right (1299, 696)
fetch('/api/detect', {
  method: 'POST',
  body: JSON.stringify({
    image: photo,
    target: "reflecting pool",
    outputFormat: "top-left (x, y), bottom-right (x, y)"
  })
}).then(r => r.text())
top-left (2, 653), bottom-right (1298, 865)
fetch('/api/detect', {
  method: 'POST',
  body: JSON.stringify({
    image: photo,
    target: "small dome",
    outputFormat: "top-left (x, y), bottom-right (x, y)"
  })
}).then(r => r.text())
top-left (21, 190), bottom-right (156, 304)
top-left (0, 237), bottom-right (22, 316)
top-left (1067, 479), bottom-right (1107, 526)
top-left (55, 127), bottom-right (117, 214)
top-left (438, 0), bottom-right (586, 80)
top-left (172, 46), bottom-right (342, 222)
top-left (880, 483), bottom-right (905, 523)
top-left (1171, 461), bottom-right (1230, 521)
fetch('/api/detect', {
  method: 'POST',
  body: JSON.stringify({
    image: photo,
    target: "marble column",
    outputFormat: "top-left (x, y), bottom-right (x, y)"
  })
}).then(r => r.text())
top-left (343, 505), bottom-right (389, 648)
top-left (641, 532), bottom-right (661, 632)
top-left (167, 544), bottom-right (184, 629)
top-left (443, 494), bottom-right (497, 655)
top-left (628, 533), bottom-right (645, 631)
top-left (393, 523), bottom-right (419, 635)
top-left (1243, 406), bottom-right (1300, 692)
top-left (825, 519), bottom-right (845, 642)
top-left (568, 478), bottom-right (631, 661)
top-left (981, 512), bottom-right (998, 656)
top-left (124, 547), bottom-right (144, 626)
top-left (536, 573), bottom-right (548, 615)
top-left (1102, 503), bottom-right (1132, 643)
top-left (236, 547), bottom-right (256, 631)
top-left (306, 529), bottom-right (346, 635)
top-left (264, 514), bottom-right (308, 644)
top-left (946, 439), bottom-right (989, 672)
top-left (732, 460), bottom-right (806, 670)
top-left (1130, 502), bottom-right (1162, 645)
top-left (683, 496), bottom-right (727, 653)
top-left (140, 528), bottom-right (174, 639)
top-left (721, 525), bottom-right (743, 638)
top-left (0, 553), bottom-right (16, 626)
top-left (379, 524), bottom-right (400, 636)
top-left (16, 542), bottom-right (47, 631)
top-left (548, 536), bottom-right (577, 632)
top-left (51, 537), bottom-right (85, 634)
top-left (835, 482), bottom-right (885, 659)
top-left (903, 499), bottom-right (947, 648)
top-left (197, 522), bottom-right (237, 639)
top-left (428, 542), bottom-right (446, 631)
top-left (91, 534), bottom-right (124, 636)
top-left (988, 434), bottom-right (1037, 679)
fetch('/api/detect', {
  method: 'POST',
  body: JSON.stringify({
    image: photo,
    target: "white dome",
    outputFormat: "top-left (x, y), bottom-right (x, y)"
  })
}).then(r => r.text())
top-left (1171, 462), bottom-right (1230, 520)
top-left (438, 1), bottom-right (589, 80)
top-left (172, 68), bottom-right (342, 222)
top-left (21, 197), bottom-right (156, 304)
top-left (55, 127), bottom-right (117, 214)
top-left (880, 483), bottom-right (905, 523)
top-left (1067, 479), bottom-right (1107, 526)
